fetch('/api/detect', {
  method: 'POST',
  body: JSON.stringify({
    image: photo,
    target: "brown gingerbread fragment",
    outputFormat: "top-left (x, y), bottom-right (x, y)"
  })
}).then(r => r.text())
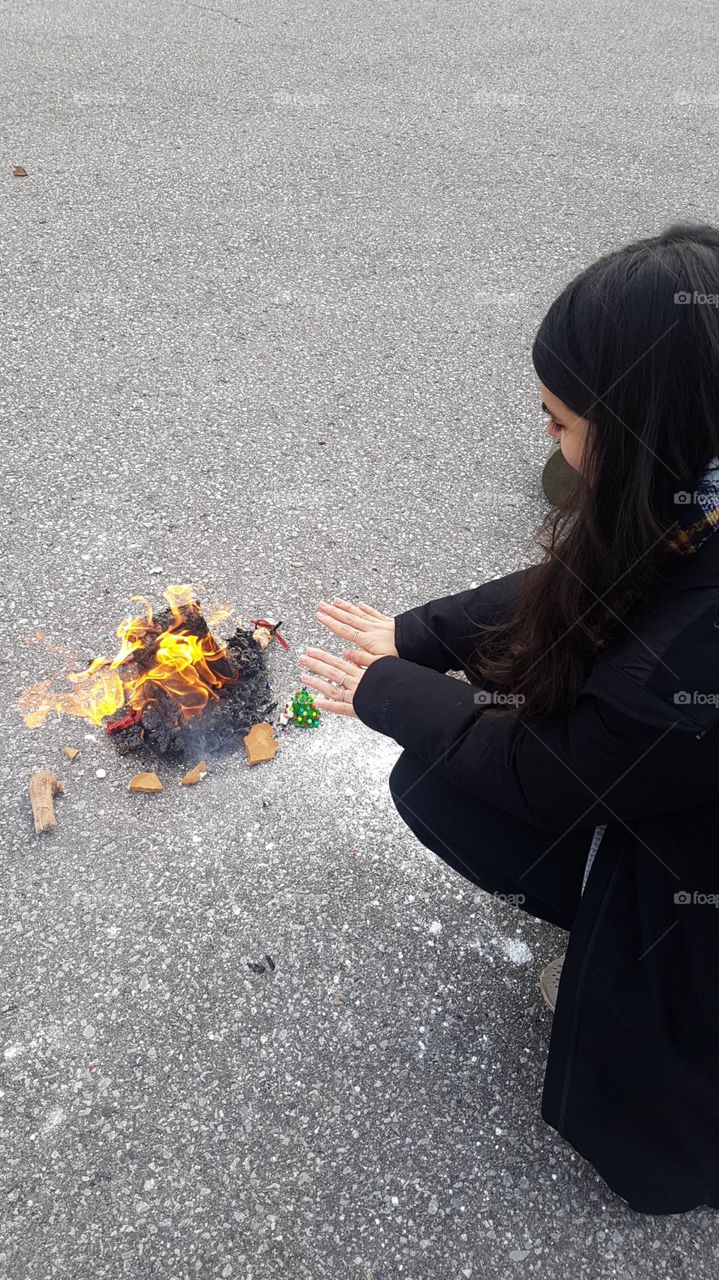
top-left (181, 761), bottom-right (209, 786)
top-left (243, 721), bottom-right (278, 766)
top-left (129, 771), bottom-right (163, 794)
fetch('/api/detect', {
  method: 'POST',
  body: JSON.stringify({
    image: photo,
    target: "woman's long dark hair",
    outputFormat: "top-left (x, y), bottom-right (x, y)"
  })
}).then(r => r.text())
top-left (473, 223), bottom-right (719, 724)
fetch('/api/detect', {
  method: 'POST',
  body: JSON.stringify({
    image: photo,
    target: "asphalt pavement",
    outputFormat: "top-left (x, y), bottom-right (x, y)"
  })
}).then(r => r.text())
top-left (2, 0), bottom-right (719, 1275)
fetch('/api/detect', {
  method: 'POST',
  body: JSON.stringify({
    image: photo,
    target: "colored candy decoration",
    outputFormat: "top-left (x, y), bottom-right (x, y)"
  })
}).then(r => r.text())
top-left (287, 687), bottom-right (321, 728)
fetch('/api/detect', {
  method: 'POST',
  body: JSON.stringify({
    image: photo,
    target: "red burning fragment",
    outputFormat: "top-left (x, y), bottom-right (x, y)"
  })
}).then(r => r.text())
top-left (106, 708), bottom-right (143, 735)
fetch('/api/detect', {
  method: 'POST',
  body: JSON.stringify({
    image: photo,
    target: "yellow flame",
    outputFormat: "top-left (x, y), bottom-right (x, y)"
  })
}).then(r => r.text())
top-left (19, 584), bottom-right (239, 730)
top-left (19, 663), bottom-right (125, 728)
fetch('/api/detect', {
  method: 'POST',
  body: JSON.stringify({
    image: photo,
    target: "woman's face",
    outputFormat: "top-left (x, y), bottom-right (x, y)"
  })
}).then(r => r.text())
top-left (539, 381), bottom-right (592, 474)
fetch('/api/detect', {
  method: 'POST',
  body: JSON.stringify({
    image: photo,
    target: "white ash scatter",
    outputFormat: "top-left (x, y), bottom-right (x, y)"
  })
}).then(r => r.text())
top-left (469, 927), bottom-right (534, 967)
top-left (277, 712), bottom-right (402, 820)
top-left (276, 716), bottom-right (536, 970)
top-left (497, 936), bottom-right (533, 966)
top-left (39, 1107), bottom-right (65, 1138)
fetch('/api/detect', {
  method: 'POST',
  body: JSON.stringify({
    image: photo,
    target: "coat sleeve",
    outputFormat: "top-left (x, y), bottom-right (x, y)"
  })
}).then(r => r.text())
top-left (352, 655), bottom-right (719, 831)
top-left (393, 567), bottom-right (532, 678)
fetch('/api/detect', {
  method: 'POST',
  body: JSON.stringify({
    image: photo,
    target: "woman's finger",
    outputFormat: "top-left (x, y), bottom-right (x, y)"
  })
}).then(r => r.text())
top-left (300, 671), bottom-right (355, 703)
top-left (332, 596), bottom-right (390, 623)
top-left (316, 611), bottom-right (372, 647)
top-left (300, 648), bottom-right (362, 681)
top-left (320, 600), bottom-right (368, 624)
top-left (317, 601), bottom-right (371, 636)
top-left (330, 596), bottom-right (373, 618)
top-left (299, 672), bottom-right (340, 698)
top-left (357, 600), bottom-right (391, 620)
top-left (313, 695), bottom-right (357, 718)
top-left (341, 647), bottom-right (376, 667)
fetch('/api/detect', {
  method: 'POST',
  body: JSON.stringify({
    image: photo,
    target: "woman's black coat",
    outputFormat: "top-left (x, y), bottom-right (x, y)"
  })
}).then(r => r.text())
top-left (353, 536), bottom-right (719, 1215)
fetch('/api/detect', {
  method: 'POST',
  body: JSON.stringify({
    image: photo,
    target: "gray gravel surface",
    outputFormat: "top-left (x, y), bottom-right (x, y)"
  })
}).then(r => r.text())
top-left (2, 0), bottom-right (719, 1275)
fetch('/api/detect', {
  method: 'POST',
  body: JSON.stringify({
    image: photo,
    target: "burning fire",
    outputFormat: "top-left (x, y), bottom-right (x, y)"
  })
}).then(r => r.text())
top-left (20, 585), bottom-right (239, 730)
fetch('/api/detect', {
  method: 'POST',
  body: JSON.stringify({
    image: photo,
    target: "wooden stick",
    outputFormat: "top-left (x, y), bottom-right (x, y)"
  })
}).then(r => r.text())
top-left (29, 769), bottom-right (64, 834)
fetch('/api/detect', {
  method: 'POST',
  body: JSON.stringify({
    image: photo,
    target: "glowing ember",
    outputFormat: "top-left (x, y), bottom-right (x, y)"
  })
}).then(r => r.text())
top-left (20, 585), bottom-right (242, 731)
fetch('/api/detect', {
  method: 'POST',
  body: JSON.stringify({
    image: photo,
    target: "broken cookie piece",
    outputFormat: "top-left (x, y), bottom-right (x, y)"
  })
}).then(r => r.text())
top-left (243, 721), bottom-right (278, 766)
top-left (181, 761), bottom-right (209, 786)
top-left (129, 771), bottom-right (163, 794)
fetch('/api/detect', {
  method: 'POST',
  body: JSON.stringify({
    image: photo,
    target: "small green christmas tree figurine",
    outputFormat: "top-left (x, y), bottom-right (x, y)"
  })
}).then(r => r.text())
top-left (288, 687), bottom-right (321, 728)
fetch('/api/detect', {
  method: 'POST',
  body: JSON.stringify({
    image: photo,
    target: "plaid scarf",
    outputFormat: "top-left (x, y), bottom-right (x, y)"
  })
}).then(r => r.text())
top-left (666, 456), bottom-right (719, 554)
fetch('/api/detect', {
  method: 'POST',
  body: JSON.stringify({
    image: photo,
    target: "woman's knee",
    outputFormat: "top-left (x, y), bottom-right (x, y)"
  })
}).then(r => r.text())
top-left (388, 750), bottom-right (424, 810)
top-left (388, 751), bottom-right (439, 841)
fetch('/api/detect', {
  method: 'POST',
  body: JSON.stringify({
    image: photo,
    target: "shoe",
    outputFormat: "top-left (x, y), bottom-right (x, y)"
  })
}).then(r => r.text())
top-left (539, 953), bottom-right (565, 1012)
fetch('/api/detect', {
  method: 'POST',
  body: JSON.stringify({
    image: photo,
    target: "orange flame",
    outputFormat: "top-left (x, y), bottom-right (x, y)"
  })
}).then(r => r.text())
top-left (19, 585), bottom-right (239, 729)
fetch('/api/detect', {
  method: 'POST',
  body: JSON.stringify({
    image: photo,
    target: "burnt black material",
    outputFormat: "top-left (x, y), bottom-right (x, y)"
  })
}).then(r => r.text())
top-left (105, 614), bottom-right (276, 763)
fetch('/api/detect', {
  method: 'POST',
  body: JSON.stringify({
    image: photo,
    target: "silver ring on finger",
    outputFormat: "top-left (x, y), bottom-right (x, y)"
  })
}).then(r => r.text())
top-left (351, 627), bottom-right (359, 644)
top-left (338, 674), bottom-right (346, 688)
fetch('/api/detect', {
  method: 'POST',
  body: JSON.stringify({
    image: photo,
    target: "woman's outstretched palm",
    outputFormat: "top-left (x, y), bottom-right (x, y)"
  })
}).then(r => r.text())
top-left (315, 597), bottom-right (398, 665)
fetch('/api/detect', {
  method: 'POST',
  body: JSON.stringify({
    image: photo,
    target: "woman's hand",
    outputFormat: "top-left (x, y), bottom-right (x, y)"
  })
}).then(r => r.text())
top-left (297, 646), bottom-right (367, 717)
top-left (297, 597), bottom-right (398, 717)
top-left (315, 597), bottom-right (398, 666)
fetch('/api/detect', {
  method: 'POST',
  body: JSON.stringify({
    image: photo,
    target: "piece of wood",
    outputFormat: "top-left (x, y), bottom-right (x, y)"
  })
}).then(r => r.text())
top-left (243, 721), bottom-right (277, 766)
top-left (181, 761), bottom-right (208, 786)
top-left (29, 770), bottom-right (64, 833)
top-left (63, 747), bottom-right (80, 761)
top-left (129, 771), bottom-right (163, 793)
